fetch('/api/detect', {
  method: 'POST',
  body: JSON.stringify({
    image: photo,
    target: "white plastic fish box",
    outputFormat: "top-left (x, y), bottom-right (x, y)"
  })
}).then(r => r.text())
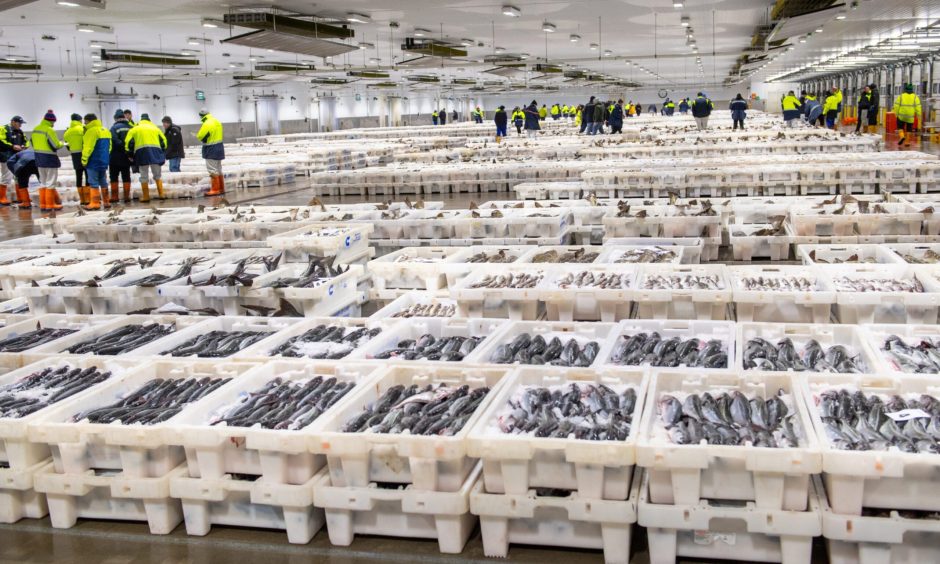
top-left (728, 222), bottom-right (793, 261)
top-left (27, 360), bottom-right (256, 479)
top-left (471, 320), bottom-right (617, 368)
top-left (600, 207), bottom-right (659, 238)
top-left (471, 466), bottom-right (640, 564)
top-left (728, 265), bottom-right (836, 324)
top-left (637, 371), bottom-right (821, 510)
top-left (596, 319), bottom-right (736, 372)
top-left (860, 323), bottom-right (940, 375)
top-left (234, 317), bottom-right (382, 361)
top-left (168, 361), bottom-right (379, 485)
top-left (820, 476), bottom-right (940, 564)
top-left (399, 210), bottom-right (466, 240)
top-left (801, 372), bottom-right (940, 515)
top-left (466, 366), bottom-right (646, 500)
top-left (184, 214), bottom-right (315, 243)
top-left (0, 297), bottom-right (29, 316)
top-left (154, 255), bottom-right (286, 311)
top-left (129, 316), bottom-right (302, 359)
top-left (451, 266), bottom-right (546, 321)
top-left (462, 209), bottom-right (572, 240)
top-left (633, 264), bottom-right (731, 321)
top-left (267, 223), bottom-right (373, 264)
top-left (170, 467), bottom-right (326, 544)
top-left (594, 245), bottom-right (686, 265)
top-left (352, 317), bottom-right (505, 364)
top-left (367, 247), bottom-right (464, 292)
top-left (313, 461), bottom-right (481, 554)
top-left (835, 165), bottom-right (879, 195)
top-left (0, 314), bottom-right (118, 373)
top-left (879, 162), bottom-right (920, 193)
top-left (737, 322), bottom-right (878, 375)
top-left (0, 460), bottom-right (51, 523)
top-left (822, 264), bottom-right (940, 324)
top-left (638, 470), bottom-right (823, 564)
top-left (798, 244), bottom-right (905, 266)
top-left (33, 462), bottom-right (183, 533)
top-left (539, 266), bottom-right (636, 322)
top-left (309, 365), bottom-right (507, 491)
top-left (603, 237), bottom-right (703, 264)
top-left (784, 221), bottom-right (858, 248)
top-left (544, 181), bottom-right (586, 200)
top-left (369, 292), bottom-right (457, 323)
top-left (515, 245), bottom-right (605, 265)
top-left (86, 260), bottom-right (220, 316)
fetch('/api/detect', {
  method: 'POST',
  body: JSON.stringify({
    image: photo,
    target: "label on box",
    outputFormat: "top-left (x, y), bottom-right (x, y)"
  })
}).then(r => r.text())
top-left (693, 531), bottom-right (736, 546)
top-left (886, 408), bottom-right (932, 422)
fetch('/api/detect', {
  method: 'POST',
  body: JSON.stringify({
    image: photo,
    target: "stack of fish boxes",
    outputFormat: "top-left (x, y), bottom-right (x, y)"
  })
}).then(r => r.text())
top-left (28, 360), bottom-right (253, 533)
top-left (309, 365), bottom-right (507, 553)
top-left (467, 367), bottom-right (647, 563)
top-left (637, 372), bottom-right (823, 563)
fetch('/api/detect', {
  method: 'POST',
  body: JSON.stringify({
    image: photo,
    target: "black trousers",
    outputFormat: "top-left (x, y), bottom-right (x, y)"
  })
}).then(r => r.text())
top-left (70, 153), bottom-right (86, 186)
top-left (15, 163), bottom-right (38, 189)
top-left (733, 119), bottom-right (744, 130)
top-left (109, 163), bottom-right (131, 183)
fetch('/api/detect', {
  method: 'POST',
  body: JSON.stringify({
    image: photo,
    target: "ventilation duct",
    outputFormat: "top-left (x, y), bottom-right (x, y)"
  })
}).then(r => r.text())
top-left (101, 49), bottom-right (199, 67)
top-left (0, 0), bottom-right (37, 11)
top-left (348, 70), bottom-right (390, 78)
top-left (222, 12), bottom-right (357, 58)
top-left (254, 62), bottom-right (316, 73)
top-left (401, 38), bottom-right (467, 57)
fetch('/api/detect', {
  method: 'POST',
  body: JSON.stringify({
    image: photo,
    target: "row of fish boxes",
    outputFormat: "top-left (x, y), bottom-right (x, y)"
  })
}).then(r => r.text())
top-left (372, 261), bottom-right (940, 325)
top-left (3, 357), bottom-right (939, 562)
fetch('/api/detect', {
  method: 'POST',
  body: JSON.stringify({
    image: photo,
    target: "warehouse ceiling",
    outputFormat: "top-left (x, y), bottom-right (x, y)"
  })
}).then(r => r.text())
top-left (0, 0), bottom-right (935, 93)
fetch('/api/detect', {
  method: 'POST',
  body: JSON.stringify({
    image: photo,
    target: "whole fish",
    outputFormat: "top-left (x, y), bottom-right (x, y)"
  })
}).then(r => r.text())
top-left (531, 248), bottom-right (598, 264)
top-left (642, 274), bottom-right (722, 290)
top-left (467, 249), bottom-right (517, 263)
top-left (614, 247), bottom-right (678, 264)
top-left (211, 376), bottom-right (355, 430)
top-left (738, 276), bottom-right (816, 292)
top-left (490, 332), bottom-right (599, 367)
top-left (372, 334), bottom-right (482, 362)
top-left (744, 337), bottom-right (867, 373)
top-left (832, 277), bottom-right (924, 293)
top-left (70, 376), bottom-right (231, 425)
top-left (342, 383), bottom-right (489, 435)
top-left (66, 324), bottom-right (175, 355)
top-left (880, 335), bottom-right (940, 374)
top-left (270, 325), bottom-right (381, 359)
top-left (469, 272), bottom-right (543, 289)
top-left (555, 271), bottom-right (629, 290)
top-left (0, 365), bottom-right (112, 418)
top-left (817, 388), bottom-right (940, 452)
top-left (162, 330), bottom-right (268, 358)
top-left (391, 302), bottom-right (456, 318)
top-left (0, 327), bottom-right (78, 353)
top-left (609, 332), bottom-right (727, 368)
top-left (263, 255), bottom-right (348, 289)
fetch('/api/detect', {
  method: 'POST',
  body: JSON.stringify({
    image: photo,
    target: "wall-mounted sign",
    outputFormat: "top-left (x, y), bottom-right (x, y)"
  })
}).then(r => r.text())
top-left (195, 90), bottom-right (206, 101)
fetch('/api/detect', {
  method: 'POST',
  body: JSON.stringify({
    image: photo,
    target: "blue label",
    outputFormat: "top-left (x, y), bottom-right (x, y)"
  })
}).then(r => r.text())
top-left (328, 285), bottom-right (334, 296)
top-left (345, 236), bottom-right (351, 247)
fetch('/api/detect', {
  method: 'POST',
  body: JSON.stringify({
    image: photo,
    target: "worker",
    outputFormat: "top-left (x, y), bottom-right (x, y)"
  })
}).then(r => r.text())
top-left (678, 98), bottom-right (690, 114)
top-left (855, 86), bottom-right (872, 134)
top-left (431, 110), bottom-right (439, 126)
top-left (664, 99), bottom-right (676, 116)
top-left (64, 113), bottom-right (88, 206)
top-left (511, 106), bottom-right (525, 135)
top-left (162, 116), bottom-right (184, 173)
top-left (894, 83), bottom-right (922, 147)
top-left (438, 109), bottom-right (446, 125)
top-left (581, 96), bottom-right (595, 134)
top-left (635, 103), bottom-right (643, 117)
top-left (197, 108), bottom-right (225, 196)
top-left (608, 99), bottom-right (624, 134)
top-left (538, 104), bottom-right (548, 121)
top-left (0, 116), bottom-right (27, 206)
top-left (108, 109), bottom-right (133, 203)
top-left (524, 100), bottom-right (541, 138)
top-left (866, 84), bottom-right (880, 134)
top-left (30, 109), bottom-right (64, 211)
top-left (730, 93), bottom-right (748, 131)
top-left (823, 88), bottom-right (841, 129)
top-left (691, 92), bottom-right (713, 130)
top-left (473, 107), bottom-right (484, 124)
top-left (80, 112), bottom-right (112, 210)
top-left (451, 109), bottom-right (458, 122)
top-left (592, 99), bottom-right (605, 135)
top-left (551, 103), bottom-right (560, 120)
top-left (561, 104), bottom-right (569, 119)
top-left (648, 103), bottom-right (658, 114)
top-left (123, 109), bottom-right (136, 128)
top-left (803, 93), bottom-right (823, 127)
top-left (494, 105), bottom-right (508, 141)
top-left (781, 90), bottom-right (802, 128)
top-left (6, 149), bottom-right (38, 210)
top-left (125, 113), bottom-right (167, 203)
top-left (574, 105), bottom-right (582, 128)
top-left (628, 102), bottom-right (637, 117)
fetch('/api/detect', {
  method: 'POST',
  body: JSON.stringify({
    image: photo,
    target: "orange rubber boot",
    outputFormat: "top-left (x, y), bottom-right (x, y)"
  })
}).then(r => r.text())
top-left (16, 187), bottom-right (31, 209)
top-left (86, 187), bottom-right (101, 210)
top-left (38, 188), bottom-right (49, 212)
top-left (0, 184), bottom-right (10, 206)
top-left (48, 188), bottom-right (63, 211)
top-left (101, 187), bottom-right (111, 209)
top-left (123, 182), bottom-right (132, 203)
top-left (110, 181), bottom-right (119, 203)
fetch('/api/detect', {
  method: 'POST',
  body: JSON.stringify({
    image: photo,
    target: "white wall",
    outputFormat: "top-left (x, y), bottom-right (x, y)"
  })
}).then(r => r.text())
top-left (750, 81), bottom-right (801, 114)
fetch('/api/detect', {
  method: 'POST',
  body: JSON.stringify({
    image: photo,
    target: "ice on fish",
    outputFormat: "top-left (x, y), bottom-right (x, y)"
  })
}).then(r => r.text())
top-left (162, 330), bottom-right (268, 358)
top-left (372, 334), bottom-right (482, 362)
top-left (269, 324), bottom-right (380, 359)
top-left (744, 337), bottom-right (867, 373)
top-left (342, 383), bottom-right (490, 436)
top-left (70, 376), bottom-right (231, 426)
top-left (816, 388), bottom-right (940, 452)
top-left (0, 365), bottom-right (112, 419)
top-left (66, 324), bottom-right (175, 355)
top-left (210, 376), bottom-right (354, 430)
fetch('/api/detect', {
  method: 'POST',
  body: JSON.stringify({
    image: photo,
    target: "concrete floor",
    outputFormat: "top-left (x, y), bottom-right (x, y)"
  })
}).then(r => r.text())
top-left (0, 125), bottom-right (921, 563)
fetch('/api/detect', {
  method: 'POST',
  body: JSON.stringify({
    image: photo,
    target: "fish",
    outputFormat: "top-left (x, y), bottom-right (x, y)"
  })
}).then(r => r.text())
top-left (372, 334), bottom-right (482, 362)
top-left (742, 337), bottom-right (866, 373)
top-left (494, 383), bottom-right (637, 440)
top-left (0, 365), bottom-right (112, 418)
top-left (162, 330), bottom-right (268, 358)
top-left (613, 247), bottom-right (678, 264)
top-left (609, 332), bottom-right (727, 368)
top-left (70, 376), bottom-right (231, 425)
top-left (342, 383), bottom-right (489, 435)
top-left (469, 272), bottom-right (543, 289)
top-left (816, 388), bottom-right (940, 452)
top-left (270, 325), bottom-right (381, 359)
top-left (391, 302), bottom-right (456, 318)
top-left (642, 274), bottom-right (722, 290)
top-left (66, 324), bottom-right (175, 355)
top-left (903, 249), bottom-right (940, 264)
top-left (0, 254), bottom-right (43, 266)
top-left (467, 249), bottom-right (516, 263)
top-left (211, 376), bottom-right (355, 430)
top-left (555, 271), bottom-right (629, 290)
top-left (489, 332), bottom-right (599, 367)
top-left (130, 257), bottom-right (208, 287)
top-left (659, 389), bottom-right (800, 448)
top-left (263, 255), bottom-right (347, 289)
top-left (531, 248), bottom-right (598, 263)
top-left (880, 335), bottom-right (940, 374)
top-left (831, 276), bottom-right (924, 293)
top-left (0, 325), bottom-right (78, 353)
top-left (738, 276), bottom-right (816, 292)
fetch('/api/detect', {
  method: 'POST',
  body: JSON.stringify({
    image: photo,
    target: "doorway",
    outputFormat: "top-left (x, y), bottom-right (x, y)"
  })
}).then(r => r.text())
top-left (254, 97), bottom-right (280, 136)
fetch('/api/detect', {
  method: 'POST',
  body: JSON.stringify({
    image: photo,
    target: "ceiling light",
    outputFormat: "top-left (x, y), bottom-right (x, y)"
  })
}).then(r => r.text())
top-left (57, 0), bottom-right (105, 7)
top-left (502, 5), bottom-right (520, 17)
top-left (187, 37), bottom-right (212, 46)
top-left (76, 23), bottom-right (111, 33)
top-left (799, 37), bottom-right (807, 43)
top-left (201, 18), bottom-right (222, 28)
top-left (346, 12), bottom-right (371, 24)
top-left (589, 43), bottom-right (598, 50)
top-left (569, 34), bottom-right (580, 42)
top-left (461, 38), bottom-right (474, 46)
top-left (414, 28), bottom-right (431, 37)
top-left (358, 42), bottom-right (375, 50)
top-left (542, 22), bottom-right (556, 33)
top-left (681, 16), bottom-right (690, 27)
top-left (673, 2), bottom-right (683, 7)
top-left (91, 62), bottom-right (101, 67)
top-left (369, 57), bottom-right (380, 64)
top-left (816, 28), bottom-right (823, 33)
top-left (494, 46), bottom-right (505, 54)
top-left (91, 53), bottom-right (100, 59)
top-left (520, 52), bottom-right (530, 59)
top-left (836, 12), bottom-right (847, 20)
top-left (603, 50), bottom-right (612, 56)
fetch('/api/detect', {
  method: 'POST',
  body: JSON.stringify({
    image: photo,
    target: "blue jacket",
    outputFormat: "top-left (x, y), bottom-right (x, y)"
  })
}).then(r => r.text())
top-left (691, 96), bottom-right (713, 118)
top-left (109, 119), bottom-right (132, 167)
top-left (608, 104), bottom-right (624, 127)
top-left (523, 104), bottom-right (540, 130)
top-left (81, 119), bottom-right (111, 171)
top-left (729, 99), bottom-right (748, 121)
top-left (805, 99), bottom-right (823, 123)
top-left (7, 148), bottom-right (36, 175)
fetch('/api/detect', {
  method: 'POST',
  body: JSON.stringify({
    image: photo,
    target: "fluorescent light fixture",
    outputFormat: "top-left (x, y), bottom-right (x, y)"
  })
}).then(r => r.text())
top-left (91, 53), bottom-right (100, 59)
top-left (201, 18), bottom-right (222, 28)
top-left (799, 37), bottom-right (807, 43)
top-left (494, 46), bottom-right (505, 54)
top-left (57, 0), bottom-right (105, 7)
top-left (369, 57), bottom-right (380, 64)
top-left (358, 42), bottom-right (375, 50)
top-left (461, 38), bottom-right (474, 46)
top-left (589, 43), bottom-right (598, 50)
top-left (502, 4), bottom-right (520, 17)
top-left (673, 2), bottom-right (683, 7)
top-left (76, 23), bottom-right (111, 33)
top-left (603, 49), bottom-right (612, 56)
top-left (815, 27), bottom-right (823, 33)
top-left (187, 37), bottom-right (213, 46)
top-left (569, 34), bottom-right (580, 42)
top-left (346, 12), bottom-right (371, 24)
top-left (542, 22), bottom-right (556, 32)
top-left (681, 16), bottom-right (690, 27)
top-left (836, 12), bottom-right (847, 20)
top-left (413, 28), bottom-right (431, 37)
top-left (92, 62), bottom-right (101, 67)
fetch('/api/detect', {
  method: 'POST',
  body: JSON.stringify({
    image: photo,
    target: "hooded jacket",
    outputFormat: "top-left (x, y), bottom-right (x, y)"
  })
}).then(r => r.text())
top-left (64, 120), bottom-right (85, 154)
top-left (81, 119), bottom-right (112, 170)
top-left (30, 119), bottom-right (63, 168)
top-left (197, 112), bottom-right (225, 160)
top-left (125, 119), bottom-right (167, 166)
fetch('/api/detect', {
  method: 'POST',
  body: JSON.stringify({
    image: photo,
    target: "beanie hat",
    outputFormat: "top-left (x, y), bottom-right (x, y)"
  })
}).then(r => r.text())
top-left (199, 108), bottom-right (209, 116)
top-left (70, 113), bottom-right (82, 121)
top-left (114, 109), bottom-right (125, 119)
top-left (43, 109), bottom-right (56, 122)
top-left (140, 113), bottom-right (150, 121)
top-left (905, 83), bottom-right (915, 93)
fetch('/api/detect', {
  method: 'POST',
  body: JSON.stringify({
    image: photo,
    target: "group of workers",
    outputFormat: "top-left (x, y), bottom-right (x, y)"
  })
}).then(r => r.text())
top-left (431, 109), bottom-right (459, 125)
top-left (0, 107), bottom-right (226, 211)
